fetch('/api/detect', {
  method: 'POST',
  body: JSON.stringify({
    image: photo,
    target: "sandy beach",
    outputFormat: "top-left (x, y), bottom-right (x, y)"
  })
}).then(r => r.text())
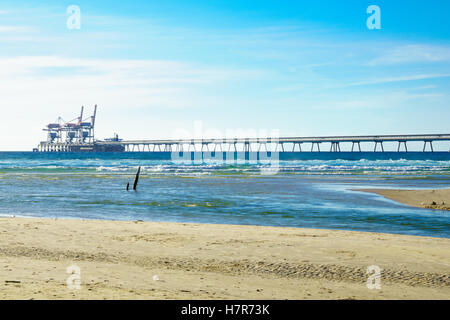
top-left (360, 188), bottom-right (450, 211)
top-left (0, 217), bottom-right (448, 300)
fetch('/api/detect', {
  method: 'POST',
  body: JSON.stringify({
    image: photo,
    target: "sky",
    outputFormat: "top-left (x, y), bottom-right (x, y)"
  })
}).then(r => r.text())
top-left (0, 0), bottom-right (450, 150)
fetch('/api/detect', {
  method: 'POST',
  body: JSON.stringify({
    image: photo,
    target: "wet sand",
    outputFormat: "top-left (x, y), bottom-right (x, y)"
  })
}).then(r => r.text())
top-left (0, 217), bottom-right (448, 299)
top-left (360, 188), bottom-right (450, 211)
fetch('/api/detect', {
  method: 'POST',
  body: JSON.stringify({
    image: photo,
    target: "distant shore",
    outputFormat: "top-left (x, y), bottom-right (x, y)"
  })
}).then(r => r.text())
top-left (0, 217), bottom-right (448, 299)
top-left (359, 188), bottom-right (450, 211)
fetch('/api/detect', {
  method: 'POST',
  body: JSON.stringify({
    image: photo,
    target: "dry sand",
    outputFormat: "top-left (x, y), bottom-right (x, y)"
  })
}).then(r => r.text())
top-left (0, 217), bottom-right (448, 300)
top-left (360, 188), bottom-right (450, 211)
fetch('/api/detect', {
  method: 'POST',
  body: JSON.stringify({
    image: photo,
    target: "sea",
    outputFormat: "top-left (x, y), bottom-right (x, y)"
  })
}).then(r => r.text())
top-left (0, 151), bottom-right (449, 238)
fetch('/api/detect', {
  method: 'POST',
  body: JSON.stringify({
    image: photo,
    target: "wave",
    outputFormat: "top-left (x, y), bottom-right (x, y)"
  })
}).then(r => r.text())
top-left (1, 157), bottom-right (450, 177)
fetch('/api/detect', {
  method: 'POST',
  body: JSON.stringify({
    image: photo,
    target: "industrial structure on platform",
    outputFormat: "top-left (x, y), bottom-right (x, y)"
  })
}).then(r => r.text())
top-left (35, 106), bottom-right (450, 153)
top-left (35, 105), bottom-right (124, 152)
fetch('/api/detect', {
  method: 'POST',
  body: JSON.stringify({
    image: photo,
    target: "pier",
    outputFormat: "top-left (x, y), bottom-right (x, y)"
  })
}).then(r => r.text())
top-left (35, 106), bottom-right (450, 153)
top-left (101, 134), bottom-right (450, 153)
top-left (37, 133), bottom-right (450, 153)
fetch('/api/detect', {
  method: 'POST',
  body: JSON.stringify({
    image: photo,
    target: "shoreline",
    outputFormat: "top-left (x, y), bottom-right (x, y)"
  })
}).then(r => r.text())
top-left (0, 217), bottom-right (448, 299)
top-left (358, 188), bottom-right (450, 211)
top-left (3, 214), bottom-right (449, 239)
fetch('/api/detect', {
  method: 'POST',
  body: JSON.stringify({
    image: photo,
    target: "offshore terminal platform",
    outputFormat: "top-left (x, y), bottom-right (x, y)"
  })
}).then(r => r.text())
top-left (35, 106), bottom-right (450, 153)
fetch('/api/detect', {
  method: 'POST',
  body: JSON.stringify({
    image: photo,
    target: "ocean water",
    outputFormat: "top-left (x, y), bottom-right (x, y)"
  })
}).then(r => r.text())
top-left (0, 152), bottom-right (449, 238)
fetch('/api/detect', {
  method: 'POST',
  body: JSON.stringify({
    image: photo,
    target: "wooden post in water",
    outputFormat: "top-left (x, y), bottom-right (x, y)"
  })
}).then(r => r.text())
top-left (133, 166), bottom-right (141, 191)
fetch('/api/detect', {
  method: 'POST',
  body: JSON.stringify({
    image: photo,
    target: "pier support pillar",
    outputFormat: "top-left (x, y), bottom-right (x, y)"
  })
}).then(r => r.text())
top-left (201, 143), bottom-right (210, 152)
top-left (213, 143), bottom-right (223, 152)
top-left (330, 142), bottom-right (341, 152)
top-left (398, 141), bottom-right (408, 152)
top-left (311, 142), bottom-right (321, 152)
top-left (351, 141), bottom-right (362, 152)
top-left (258, 143), bottom-right (268, 152)
top-left (423, 141), bottom-right (433, 152)
top-left (292, 142), bottom-right (302, 152)
top-left (374, 141), bottom-right (384, 152)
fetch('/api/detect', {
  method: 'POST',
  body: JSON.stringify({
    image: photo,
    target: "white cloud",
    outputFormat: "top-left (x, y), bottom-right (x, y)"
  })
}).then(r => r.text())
top-left (0, 25), bottom-right (30, 32)
top-left (293, 90), bottom-right (445, 111)
top-left (369, 44), bottom-right (450, 66)
top-left (343, 73), bottom-right (450, 87)
top-left (0, 55), bottom-right (260, 104)
top-left (273, 73), bottom-right (450, 93)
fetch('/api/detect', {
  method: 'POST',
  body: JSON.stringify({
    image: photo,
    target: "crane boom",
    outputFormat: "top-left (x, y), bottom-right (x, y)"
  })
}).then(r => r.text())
top-left (91, 105), bottom-right (97, 126)
top-left (78, 106), bottom-right (84, 125)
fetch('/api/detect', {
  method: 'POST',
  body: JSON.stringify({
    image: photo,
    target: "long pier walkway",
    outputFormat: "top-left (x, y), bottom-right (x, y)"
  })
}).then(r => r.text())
top-left (88, 134), bottom-right (450, 153)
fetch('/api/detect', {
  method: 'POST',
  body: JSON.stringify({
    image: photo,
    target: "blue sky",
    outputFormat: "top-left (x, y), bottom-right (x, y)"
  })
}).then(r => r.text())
top-left (0, 1), bottom-right (450, 150)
